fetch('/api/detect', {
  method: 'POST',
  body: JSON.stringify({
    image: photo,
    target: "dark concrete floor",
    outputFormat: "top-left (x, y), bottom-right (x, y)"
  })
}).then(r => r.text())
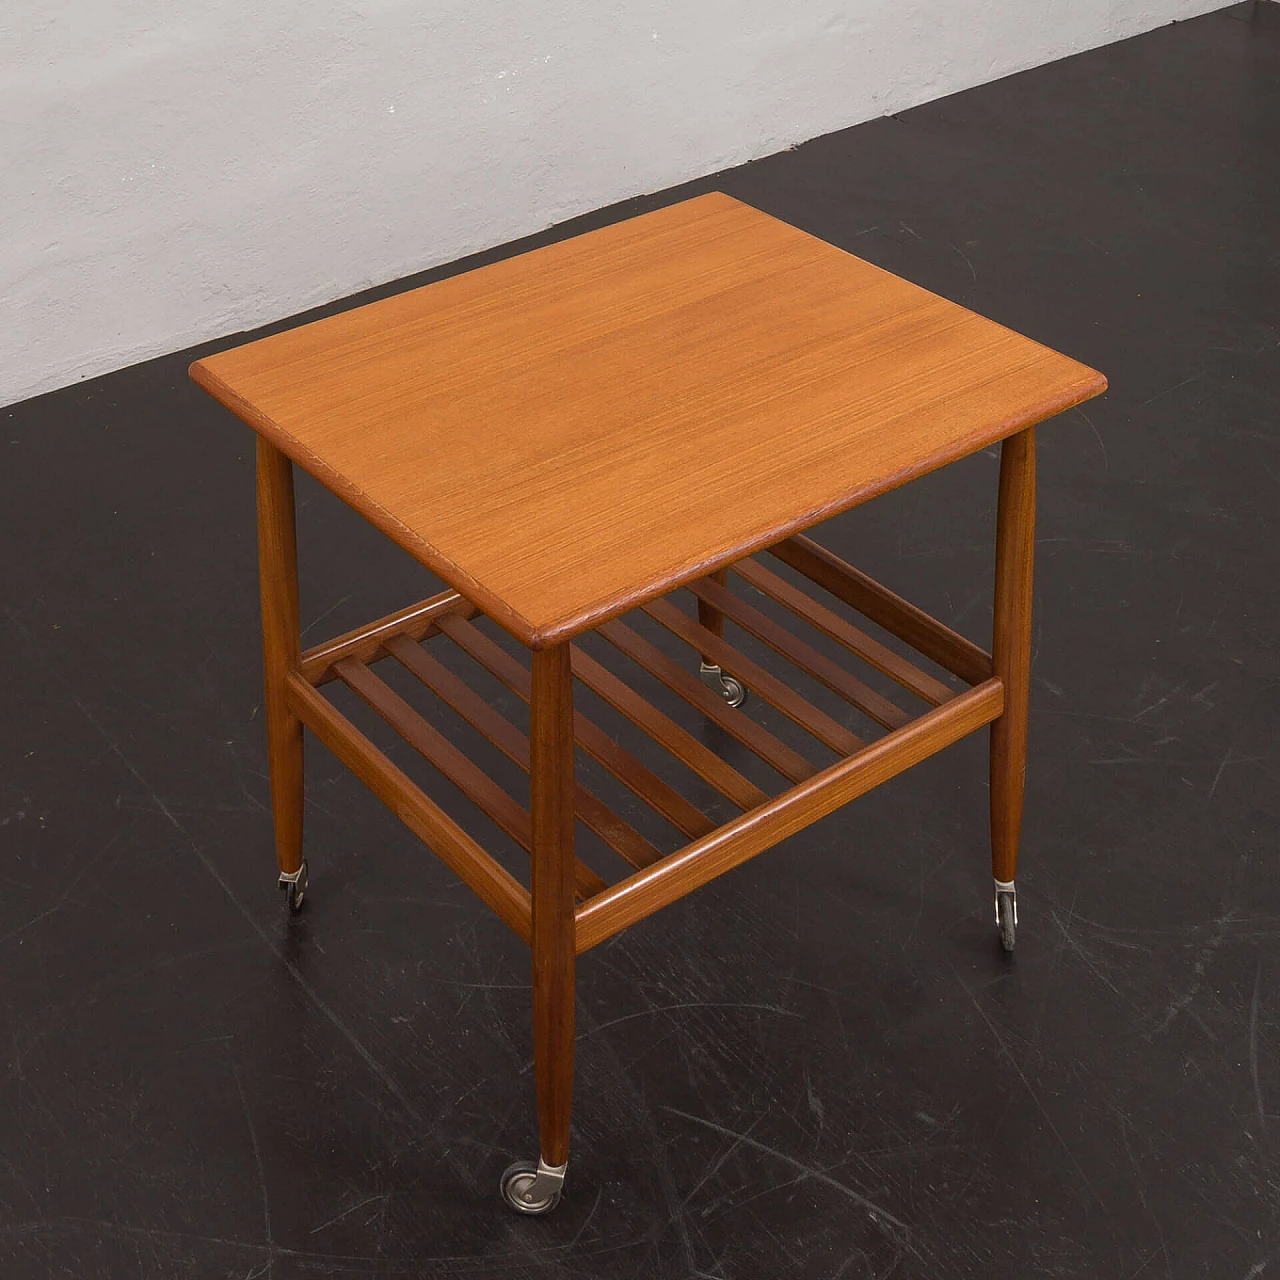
top-left (3, 4), bottom-right (1279, 1276)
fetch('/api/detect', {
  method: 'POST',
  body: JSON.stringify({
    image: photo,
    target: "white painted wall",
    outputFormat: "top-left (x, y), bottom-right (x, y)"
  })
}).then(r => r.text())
top-left (2, 0), bottom-right (1223, 408)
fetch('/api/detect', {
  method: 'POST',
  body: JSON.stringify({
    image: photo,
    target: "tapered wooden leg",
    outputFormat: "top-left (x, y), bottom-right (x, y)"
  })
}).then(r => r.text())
top-left (530, 644), bottom-right (576, 1171)
top-left (990, 427), bottom-right (1036, 896)
top-left (257, 438), bottom-right (304, 879)
top-left (694, 568), bottom-right (747, 706)
top-left (696, 567), bottom-right (729, 651)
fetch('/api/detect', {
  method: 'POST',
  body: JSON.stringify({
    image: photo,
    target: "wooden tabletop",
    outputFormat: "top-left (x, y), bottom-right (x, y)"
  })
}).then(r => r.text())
top-left (191, 192), bottom-right (1105, 648)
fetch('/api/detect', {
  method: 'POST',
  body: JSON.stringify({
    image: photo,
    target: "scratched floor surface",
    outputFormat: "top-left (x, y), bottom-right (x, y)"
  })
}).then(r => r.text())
top-left (3, 4), bottom-right (1279, 1277)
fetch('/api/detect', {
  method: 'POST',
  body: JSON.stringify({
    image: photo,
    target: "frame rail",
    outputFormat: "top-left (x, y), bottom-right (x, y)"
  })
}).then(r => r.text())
top-left (573, 678), bottom-right (1004, 952)
top-left (286, 672), bottom-right (533, 942)
top-left (286, 537), bottom-right (1005, 948)
top-left (301, 589), bottom-right (477, 685)
top-left (770, 536), bottom-right (993, 686)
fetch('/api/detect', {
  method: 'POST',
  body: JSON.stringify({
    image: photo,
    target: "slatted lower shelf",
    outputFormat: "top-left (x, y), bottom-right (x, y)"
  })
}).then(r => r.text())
top-left (288, 537), bottom-right (1005, 953)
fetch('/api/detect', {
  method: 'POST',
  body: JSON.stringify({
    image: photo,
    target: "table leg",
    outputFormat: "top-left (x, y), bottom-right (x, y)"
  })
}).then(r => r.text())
top-left (502, 643), bottom-right (576, 1213)
top-left (990, 426), bottom-right (1035, 952)
top-left (257, 439), bottom-right (307, 911)
top-left (695, 568), bottom-right (747, 707)
top-left (696, 567), bottom-right (729, 644)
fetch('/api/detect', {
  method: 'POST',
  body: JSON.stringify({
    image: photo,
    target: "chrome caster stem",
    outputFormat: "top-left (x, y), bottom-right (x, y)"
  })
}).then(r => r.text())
top-left (279, 860), bottom-right (308, 914)
top-left (995, 878), bottom-right (1017, 952)
top-left (500, 1157), bottom-right (566, 1214)
top-left (699, 661), bottom-right (747, 708)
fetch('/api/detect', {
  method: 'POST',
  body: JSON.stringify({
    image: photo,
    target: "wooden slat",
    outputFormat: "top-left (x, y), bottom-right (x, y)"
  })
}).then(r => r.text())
top-left (336, 659), bottom-right (529, 845)
top-left (335, 659), bottom-right (607, 898)
top-left (686, 576), bottom-right (909, 731)
top-left (770, 536), bottom-right (993, 686)
top-left (732, 559), bottom-right (955, 706)
top-left (575, 679), bottom-right (1005, 952)
top-left (284, 673), bottom-right (532, 943)
top-left (301, 589), bottom-right (477, 685)
top-left (643, 599), bottom-right (865, 757)
top-left (569, 645), bottom-right (769, 812)
top-left (597, 619), bottom-right (817, 785)
top-left (437, 615), bottom-right (716, 840)
top-left (386, 636), bottom-right (661, 870)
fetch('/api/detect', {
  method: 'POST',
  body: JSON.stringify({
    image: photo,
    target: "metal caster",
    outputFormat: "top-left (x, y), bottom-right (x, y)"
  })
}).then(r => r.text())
top-left (699, 661), bottom-right (747, 708)
top-left (995, 879), bottom-right (1017, 953)
top-left (279, 860), bottom-right (308, 914)
top-left (499, 1157), bottom-right (566, 1215)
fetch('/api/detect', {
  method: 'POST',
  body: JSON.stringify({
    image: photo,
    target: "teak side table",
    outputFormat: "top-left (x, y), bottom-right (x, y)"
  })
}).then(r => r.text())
top-left (191, 193), bottom-right (1106, 1213)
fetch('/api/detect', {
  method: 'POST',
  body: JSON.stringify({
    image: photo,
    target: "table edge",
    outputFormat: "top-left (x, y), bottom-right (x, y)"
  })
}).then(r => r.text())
top-left (528, 369), bottom-right (1106, 647)
top-left (189, 358), bottom-right (545, 644)
top-left (191, 357), bottom-right (1105, 650)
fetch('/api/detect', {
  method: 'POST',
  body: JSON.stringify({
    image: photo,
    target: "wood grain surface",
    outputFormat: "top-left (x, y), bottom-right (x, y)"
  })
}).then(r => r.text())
top-left (193, 193), bottom-right (1105, 648)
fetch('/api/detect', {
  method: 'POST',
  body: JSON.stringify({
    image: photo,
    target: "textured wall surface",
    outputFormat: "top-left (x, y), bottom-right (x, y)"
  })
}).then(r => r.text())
top-left (2, 0), bottom-right (1224, 407)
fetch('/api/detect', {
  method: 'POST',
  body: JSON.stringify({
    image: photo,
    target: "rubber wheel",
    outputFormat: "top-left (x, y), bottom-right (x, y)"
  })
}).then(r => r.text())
top-left (997, 891), bottom-right (1016, 953)
top-left (283, 860), bottom-right (308, 915)
top-left (500, 1160), bottom-right (561, 1215)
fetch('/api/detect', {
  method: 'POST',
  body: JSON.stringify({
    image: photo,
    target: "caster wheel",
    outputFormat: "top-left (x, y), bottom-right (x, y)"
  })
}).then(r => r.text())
top-left (280, 860), bottom-right (308, 914)
top-left (718, 673), bottom-right (747, 708)
top-left (699, 662), bottom-right (748, 708)
top-left (500, 1160), bottom-right (564, 1215)
top-left (997, 890), bottom-right (1016, 953)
